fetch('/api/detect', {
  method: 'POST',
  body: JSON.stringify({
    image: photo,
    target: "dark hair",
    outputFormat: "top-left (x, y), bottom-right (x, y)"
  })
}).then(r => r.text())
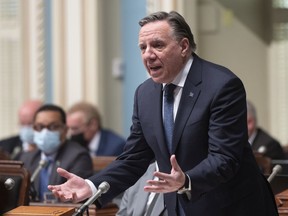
top-left (139, 11), bottom-right (196, 52)
top-left (34, 104), bottom-right (66, 124)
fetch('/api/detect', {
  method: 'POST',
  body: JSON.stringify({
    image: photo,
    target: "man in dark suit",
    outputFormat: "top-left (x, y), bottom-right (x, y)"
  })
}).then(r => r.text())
top-left (247, 100), bottom-right (286, 159)
top-left (20, 104), bottom-right (93, 202)
top-left (66, 102), bottom-right (125, 156)
top-left (48, 11), bottom-right (278, 215)
top-left (0, 100), bottom-right (42, 159)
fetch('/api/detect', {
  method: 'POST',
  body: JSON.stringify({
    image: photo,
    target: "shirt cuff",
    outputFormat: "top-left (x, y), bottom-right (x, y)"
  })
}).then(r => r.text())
top-left (85, 179), bottom-right (97, 195)
top-left (177, 174), bottom-right (191, 200)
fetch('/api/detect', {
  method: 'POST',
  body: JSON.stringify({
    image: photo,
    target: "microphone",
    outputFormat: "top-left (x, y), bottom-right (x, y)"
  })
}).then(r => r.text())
top-left (267, 164), bottom-right (282, 183)
top-left (72, 181), bottom-right (110, 216)
top-left (10, 146), bottom-right (22, 160)
top-left (30, 160), bottom-right (48, 183)
top-left (4, 178), bottom-right (15, 190)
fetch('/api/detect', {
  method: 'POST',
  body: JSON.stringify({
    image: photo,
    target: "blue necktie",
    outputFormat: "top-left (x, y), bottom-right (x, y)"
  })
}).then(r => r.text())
top-left (163, 84), bottom-right (177, 154)
top-left (164, 85), bottom-right (186, 216)
top-left (39, 159), bottom-right (51, 201)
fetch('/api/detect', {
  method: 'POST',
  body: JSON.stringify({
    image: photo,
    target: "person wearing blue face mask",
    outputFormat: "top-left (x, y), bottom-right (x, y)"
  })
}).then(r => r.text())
top-left (19, 104), bottom-right (93, 202)
top-left (0, 99), bottom-right (42, 160)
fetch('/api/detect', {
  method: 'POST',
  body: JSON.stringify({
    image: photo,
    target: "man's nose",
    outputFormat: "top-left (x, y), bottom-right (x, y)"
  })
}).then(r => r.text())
top-left (143, 48), bottom-right (156, 60)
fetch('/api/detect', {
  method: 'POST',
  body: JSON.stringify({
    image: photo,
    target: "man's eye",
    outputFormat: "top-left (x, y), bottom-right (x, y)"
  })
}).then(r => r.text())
top-left (33, 125), bottom-right (43, 131)
top-left (155, 43), bottom-right (164, 48)
top-left (49, 125), bottom-right (58, 130)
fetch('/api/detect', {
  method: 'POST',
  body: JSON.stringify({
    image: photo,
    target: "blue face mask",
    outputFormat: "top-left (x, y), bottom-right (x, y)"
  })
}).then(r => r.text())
top-left (19, 126), bottom-right (34, 143)
top-left (33, 129), bottom-right (61, 154)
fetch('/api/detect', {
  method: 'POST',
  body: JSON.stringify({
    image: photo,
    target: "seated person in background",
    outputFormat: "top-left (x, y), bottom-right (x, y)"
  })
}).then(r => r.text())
top-left (66, 101), bottom-right (126, 156)
top-left (0, 99), bottom-right (42, 159)
top-left (247, 100), bottom-right (286, 159)
top-left (116, 162), bottom-right (167, 216)
top-left (19, 104), bottom-right (93, 202)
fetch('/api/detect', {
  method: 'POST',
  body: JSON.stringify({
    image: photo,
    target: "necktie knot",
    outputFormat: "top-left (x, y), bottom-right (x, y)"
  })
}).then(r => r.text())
top-left (164, 84), bottom-right (177, 99)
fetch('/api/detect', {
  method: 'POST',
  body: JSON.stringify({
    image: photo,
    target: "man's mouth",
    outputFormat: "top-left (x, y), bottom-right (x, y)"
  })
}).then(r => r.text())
top-left (149, 65), bottom-right (162, 71)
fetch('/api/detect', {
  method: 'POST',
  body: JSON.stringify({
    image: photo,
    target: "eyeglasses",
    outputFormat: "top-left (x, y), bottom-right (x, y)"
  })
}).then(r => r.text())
top-left (33, 123), bottom-right (65, 132)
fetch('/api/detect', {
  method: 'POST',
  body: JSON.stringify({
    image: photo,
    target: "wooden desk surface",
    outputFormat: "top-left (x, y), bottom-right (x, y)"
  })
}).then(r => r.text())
top-left (29, 201), bottom-right (118, 216)
top-left (3, 205), bottom-right (75, 216)
top-left (30, 202), bottom-right (95, 216)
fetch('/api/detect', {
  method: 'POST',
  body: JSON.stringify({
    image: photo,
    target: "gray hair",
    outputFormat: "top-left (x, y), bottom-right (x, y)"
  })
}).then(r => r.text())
top-left (139, 11), bottom-right (197, 52)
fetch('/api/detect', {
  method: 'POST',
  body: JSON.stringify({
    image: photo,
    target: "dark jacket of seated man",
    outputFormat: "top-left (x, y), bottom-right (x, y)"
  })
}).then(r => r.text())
top-left (20, 140), bottom-right (93, 202)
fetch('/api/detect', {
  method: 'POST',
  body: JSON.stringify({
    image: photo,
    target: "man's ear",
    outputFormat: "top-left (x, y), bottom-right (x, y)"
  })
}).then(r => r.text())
top-left (90, 118), bottom-right (99, 131)
top-left (180, 38), bottom-right (190, 57)
top-left (62, 126), bottom-right (68, 142)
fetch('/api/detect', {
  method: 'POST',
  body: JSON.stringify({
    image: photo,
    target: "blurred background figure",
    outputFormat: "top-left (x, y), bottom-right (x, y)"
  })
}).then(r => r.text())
top-left (0, 99), bottom-right (43, 160)
top-left (116, 162), bottom-right (167, 216)
top-left (19, 104), bottom-right (93, 202)
top-left (67, 101), bottom-right (126, 157)
top-left (247, 100), bottom-right (286, 160)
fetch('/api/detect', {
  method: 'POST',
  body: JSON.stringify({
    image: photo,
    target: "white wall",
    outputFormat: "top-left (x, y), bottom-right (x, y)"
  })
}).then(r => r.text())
top-left (197, 1), bottom-right (271, 138)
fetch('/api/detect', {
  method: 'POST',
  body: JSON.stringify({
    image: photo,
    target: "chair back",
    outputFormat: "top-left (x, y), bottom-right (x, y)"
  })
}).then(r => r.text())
top-left (0, 160), bottom-right (30, 214)
top-left (0, 148), bottom-right (10, 160)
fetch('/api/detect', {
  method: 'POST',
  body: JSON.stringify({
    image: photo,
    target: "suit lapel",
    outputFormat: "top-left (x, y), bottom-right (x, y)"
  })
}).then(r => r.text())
top-left (173, 55), bottom-right (202, 153)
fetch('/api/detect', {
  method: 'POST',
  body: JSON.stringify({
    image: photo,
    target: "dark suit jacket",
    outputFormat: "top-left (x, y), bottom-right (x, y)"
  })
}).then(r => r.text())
top-left (0, 135), bottom-right (22, 159)
top-left (252, 128), bottom-right (286, 159)
top-left (96, 129), bottom-right (126, 156)
top-left (20, 140), bottom-right (93, 201)
top-left (89, 54), bottom-right (278, 215)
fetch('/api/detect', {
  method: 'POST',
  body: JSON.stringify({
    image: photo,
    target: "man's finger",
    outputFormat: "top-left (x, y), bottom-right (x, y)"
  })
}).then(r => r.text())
top-left (57, 167), bottom-right (74, 179)
top-left (47, 185), bottom-right (57, 190)
top-left (170, 154), bottom-right (181, 171)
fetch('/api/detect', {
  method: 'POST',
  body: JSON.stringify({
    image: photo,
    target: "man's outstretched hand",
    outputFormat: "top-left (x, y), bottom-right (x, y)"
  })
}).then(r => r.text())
top-left (48, 167), bottom-right (92, 203)
top-left (144, 154), bottom-right (186, 193)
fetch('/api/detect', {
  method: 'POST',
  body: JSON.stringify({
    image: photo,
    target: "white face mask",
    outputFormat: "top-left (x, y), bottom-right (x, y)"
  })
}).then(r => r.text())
top-left (19, 126), bottom-right (34, 143)
top-left (33, 129), bottom-right (61, 154)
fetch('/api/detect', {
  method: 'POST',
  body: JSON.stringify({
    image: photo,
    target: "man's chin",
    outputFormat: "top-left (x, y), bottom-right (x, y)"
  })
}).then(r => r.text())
top-left (150, 75), bottom-right (166, 84)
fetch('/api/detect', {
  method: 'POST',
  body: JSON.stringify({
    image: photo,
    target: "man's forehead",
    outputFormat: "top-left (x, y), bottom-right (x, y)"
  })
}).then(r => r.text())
top-left (35, 111), bottom-right (62, 121)
top-left (139, 22), bottom-right (172, 42)
top-left (68, 111), bottom-right (86, 121)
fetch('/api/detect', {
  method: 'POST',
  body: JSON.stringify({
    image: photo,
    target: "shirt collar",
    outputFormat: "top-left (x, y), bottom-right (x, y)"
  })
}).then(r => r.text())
top-left (248, 129), bottom-right (258, 145)
top-left (41, 151), bottom-right (57, 161)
